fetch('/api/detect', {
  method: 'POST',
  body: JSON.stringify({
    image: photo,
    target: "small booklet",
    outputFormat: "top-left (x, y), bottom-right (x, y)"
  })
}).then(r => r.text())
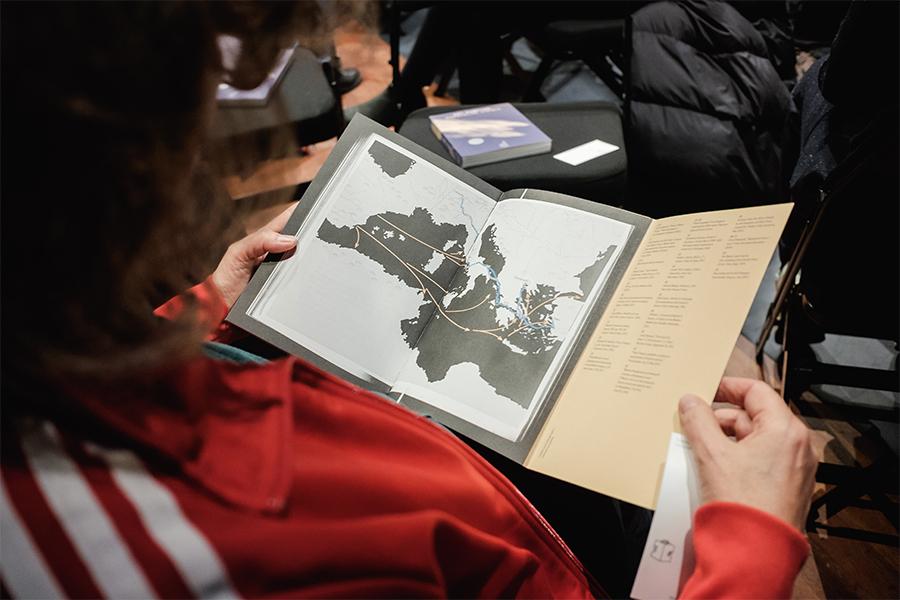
top-left (631, 433), bottom-right (701, 599)
top-left (216, 44), bottom-right (296, 107)
top-left (429, 103), bottom-right (552, 167)
top-left (229, 115), bottom-right (791, 508)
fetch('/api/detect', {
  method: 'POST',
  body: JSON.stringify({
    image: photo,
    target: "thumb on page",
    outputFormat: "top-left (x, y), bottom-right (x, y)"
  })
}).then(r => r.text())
top-left (237, 229), bottom-right (297, 264)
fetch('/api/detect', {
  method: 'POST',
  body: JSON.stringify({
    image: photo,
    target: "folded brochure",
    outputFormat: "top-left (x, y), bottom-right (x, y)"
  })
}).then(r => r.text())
top-left (228, 114), bottom-right (792, 508)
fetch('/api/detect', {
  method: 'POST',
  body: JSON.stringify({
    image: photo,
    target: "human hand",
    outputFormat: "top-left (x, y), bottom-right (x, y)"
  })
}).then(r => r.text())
top-left (678, 377), bottom-right (817, 530)
top-left (212, 203), bottom-right (298, 308)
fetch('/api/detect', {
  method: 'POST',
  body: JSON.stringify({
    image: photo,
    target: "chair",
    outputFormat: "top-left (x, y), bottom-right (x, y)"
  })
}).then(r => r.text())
top-left (522, 19), bottom-right (626, 101)
top-left (399, 102), bottom-right (627, 204)
top-left (755, 107), bottom-right (899, 545)
top-left (210, 46), bottom-right (345, 176)
top-left (388, 3), bottom-right (629, 105)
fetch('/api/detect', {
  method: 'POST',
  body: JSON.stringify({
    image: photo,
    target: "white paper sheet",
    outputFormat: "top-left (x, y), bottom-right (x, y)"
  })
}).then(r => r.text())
top-left (552, 139), bottom-right (619, 166)
top-left (631, 433), bottom-right (702, 600)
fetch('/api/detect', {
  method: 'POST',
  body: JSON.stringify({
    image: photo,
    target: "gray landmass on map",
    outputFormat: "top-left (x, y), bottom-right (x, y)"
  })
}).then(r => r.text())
top-left (317, 207), bottom-right (467, 347)
top-left (318, 206), bottom-right (616, 411)
top-left (575, 245), bottom-right (617, 297)
top-left (368, 140), bottom-right (415, 178)
top-left (474, 222), bottom-right (506, 273)
top-left (410, 225), bottom-right (582, 409)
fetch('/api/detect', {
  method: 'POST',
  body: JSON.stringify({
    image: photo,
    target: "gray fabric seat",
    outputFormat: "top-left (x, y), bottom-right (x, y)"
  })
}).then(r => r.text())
top-left (399, 102), bottom-right (627, 205)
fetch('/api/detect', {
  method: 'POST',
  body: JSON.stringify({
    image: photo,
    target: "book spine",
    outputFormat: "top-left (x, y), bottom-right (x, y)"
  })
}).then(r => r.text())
top-left (438, 134), bottom-right (465, 167)
top-left (430, 120), bottom-right (467, 166)
top-left (429, 120), bottom-right (442, 140)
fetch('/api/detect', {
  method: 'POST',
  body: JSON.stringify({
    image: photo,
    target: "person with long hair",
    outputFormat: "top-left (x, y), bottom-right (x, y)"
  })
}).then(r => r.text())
top-left (1, 2), bottom-right (815, 597)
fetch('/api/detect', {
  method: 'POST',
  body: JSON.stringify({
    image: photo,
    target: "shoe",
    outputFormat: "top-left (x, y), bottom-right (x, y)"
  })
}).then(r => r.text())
top-left (334, 67), bottom-right (362, 95)
top-left (343, 86), bottom-right (426, 128)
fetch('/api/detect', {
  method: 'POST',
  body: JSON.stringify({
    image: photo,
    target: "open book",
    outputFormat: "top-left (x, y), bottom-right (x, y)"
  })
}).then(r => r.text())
top-left (229, 115), bottom-right (792, 508)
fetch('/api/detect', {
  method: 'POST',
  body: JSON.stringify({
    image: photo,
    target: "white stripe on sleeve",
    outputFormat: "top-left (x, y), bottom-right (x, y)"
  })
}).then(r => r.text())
top-left (0, 476), bottom-right (67, 599)
top-left (18, 421), bottom-right (157, 600)
top-left (84, 443), bottom-right (239, 600)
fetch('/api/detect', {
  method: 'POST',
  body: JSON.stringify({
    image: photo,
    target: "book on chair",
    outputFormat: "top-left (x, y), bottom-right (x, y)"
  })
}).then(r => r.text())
top-left (228, 115), bottom-right (791, 509)
top-left (428, 103), bottom-right (552, 167)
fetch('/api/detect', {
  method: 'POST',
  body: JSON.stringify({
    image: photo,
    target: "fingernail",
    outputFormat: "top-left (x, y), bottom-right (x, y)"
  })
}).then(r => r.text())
top-left (276, 234), bottom-right (296, 245)
top-left (679, 394), bottom-right (700, 413)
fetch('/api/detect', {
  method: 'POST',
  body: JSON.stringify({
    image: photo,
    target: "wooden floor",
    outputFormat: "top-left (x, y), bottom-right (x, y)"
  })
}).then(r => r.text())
top-left (727, 338), bottom-right (899, 599)
top-left (227, 22), bottom-right (899, 600)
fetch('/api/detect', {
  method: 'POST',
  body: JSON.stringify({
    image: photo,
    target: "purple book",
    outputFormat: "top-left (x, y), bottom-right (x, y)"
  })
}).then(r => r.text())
top-left (428, 103), bottom-right (552, 168)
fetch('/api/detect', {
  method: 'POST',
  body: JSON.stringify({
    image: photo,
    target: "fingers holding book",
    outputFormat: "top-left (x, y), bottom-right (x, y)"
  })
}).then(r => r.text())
top-left (679, 378), bottom-right (817, 531)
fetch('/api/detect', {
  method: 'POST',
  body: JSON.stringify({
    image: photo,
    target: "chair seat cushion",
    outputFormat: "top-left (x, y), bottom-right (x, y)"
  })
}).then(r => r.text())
top-left (399, 102), bottom-right (626, 204)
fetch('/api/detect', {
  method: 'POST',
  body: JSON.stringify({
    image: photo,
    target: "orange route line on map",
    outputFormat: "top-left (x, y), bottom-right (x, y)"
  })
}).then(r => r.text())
top-left (354, 226), bottom-right (503, 341)
top-left (452, 291), bottom-right (571, 337)
top-left (408, 263), bottom-right (449, 294)
top-left (354, 222), bottom-right (576, 344)
top-left (525, 291), bottom-right (583, 317)
top-left (504, 319), bottom-right (551, 340)
top-left (469, 289), bottom-right (581, 339)
top-left (444, 293), bottom-right (491, 313)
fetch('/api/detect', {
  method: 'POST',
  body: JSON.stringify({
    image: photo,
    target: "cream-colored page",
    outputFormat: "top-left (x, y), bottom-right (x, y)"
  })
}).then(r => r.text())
top-left (524, 203), bottom-right (793, 508)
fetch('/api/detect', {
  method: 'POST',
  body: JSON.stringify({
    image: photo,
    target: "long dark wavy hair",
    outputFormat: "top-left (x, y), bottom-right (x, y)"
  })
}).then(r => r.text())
top-left (1, 1), bottom-right (369, 396)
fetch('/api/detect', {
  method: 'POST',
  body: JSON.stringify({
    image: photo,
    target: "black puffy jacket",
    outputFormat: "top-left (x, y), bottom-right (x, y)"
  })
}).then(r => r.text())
top-left (625, 0), bottom-right (793, 217)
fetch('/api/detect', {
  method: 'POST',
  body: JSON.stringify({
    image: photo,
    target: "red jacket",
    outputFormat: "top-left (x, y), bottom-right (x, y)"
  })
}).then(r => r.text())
top-left (0, 282), bottom-right (809, 598)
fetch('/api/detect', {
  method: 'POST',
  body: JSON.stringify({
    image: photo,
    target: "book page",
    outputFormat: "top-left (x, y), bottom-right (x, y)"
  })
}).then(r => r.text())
top-left (392, 197), bottom-right (633, 445)
top-left (246, 133), bottom-right (496, 385)
top-left (525, 204), bottom-right (793, 508)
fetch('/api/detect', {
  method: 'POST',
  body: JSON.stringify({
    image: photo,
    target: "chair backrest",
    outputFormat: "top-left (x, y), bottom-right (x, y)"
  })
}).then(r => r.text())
top-left (795, 107), bottom-right (899, 340)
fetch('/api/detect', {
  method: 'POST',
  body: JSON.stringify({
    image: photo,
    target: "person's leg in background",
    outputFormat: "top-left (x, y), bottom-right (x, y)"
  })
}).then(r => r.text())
top-left (455, 3), bottom-right (504, 103)
top-left (327, 42), bottom-right (363, 95)
top-left (346, 4), bottom-right (465, 126)
top-left (305, 31), bottom-right (363, 96)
